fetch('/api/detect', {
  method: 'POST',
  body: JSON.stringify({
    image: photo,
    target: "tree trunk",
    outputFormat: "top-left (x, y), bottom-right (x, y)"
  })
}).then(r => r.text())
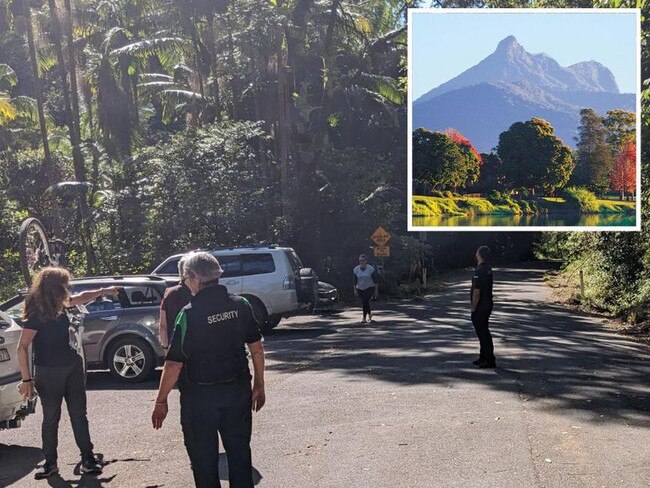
top-left (21, 0), bottom-right (62, 237)
top-left (62, 0), bottom-right (97, 273)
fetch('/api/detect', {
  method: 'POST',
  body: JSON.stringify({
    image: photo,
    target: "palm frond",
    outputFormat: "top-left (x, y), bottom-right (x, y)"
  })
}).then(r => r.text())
top-left (0, 64), bottom-right (17, 90)
top-left (360, 73), bottom-right (404, 105)
top-left (13, 96), bottom-right (40, 123)
top-left (0, 96), bottom-right (17, 123)
top-left (102, 27), bottom-right (130, 55)
top-left (159, 89), bottom-right (205, 102)
top-left (111, 37), bottom-right (188, 58)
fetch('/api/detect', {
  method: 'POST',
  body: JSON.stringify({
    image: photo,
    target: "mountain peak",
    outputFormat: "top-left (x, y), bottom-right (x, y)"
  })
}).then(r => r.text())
top-left (495, 35), bottom-right (523, 54)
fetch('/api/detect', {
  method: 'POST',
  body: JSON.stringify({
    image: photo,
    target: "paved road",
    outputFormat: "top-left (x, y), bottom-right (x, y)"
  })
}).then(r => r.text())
top-left (1, 264), bottom-right (649, 487)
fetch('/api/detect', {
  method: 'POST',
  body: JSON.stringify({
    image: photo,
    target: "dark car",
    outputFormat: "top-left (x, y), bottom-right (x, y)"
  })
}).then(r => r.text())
top-left (316, 281), bottom-right (339, 310)
top-left (0, 276), bottom-right (168, 383)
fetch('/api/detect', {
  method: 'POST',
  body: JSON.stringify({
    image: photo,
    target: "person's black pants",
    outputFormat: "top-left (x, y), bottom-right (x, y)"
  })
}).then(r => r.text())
top-left (180, 378), bottom-right (254, 488)
top-left (34, 356), bottom-right (94, 465)
top-left (358, 287), bottom-right (375, 317)
top-left (471, 303), bottom-right (495, 364)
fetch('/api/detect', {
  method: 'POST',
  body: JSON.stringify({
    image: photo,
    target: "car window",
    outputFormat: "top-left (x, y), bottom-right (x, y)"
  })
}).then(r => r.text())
top-left (85, 296), bottom-right (119, 313)
top-left (157, 258), bottom-right (180, 275)
top-left (241, 253), bottom-right (275, 276)
top-left (284, 250), bottom-right (303, 274)
top-left (4, 300), bottom-right (24, 321)
top-left (213, 254), bottom-right (243, 278)
top-left (121, 286), bottom-right (164, 307)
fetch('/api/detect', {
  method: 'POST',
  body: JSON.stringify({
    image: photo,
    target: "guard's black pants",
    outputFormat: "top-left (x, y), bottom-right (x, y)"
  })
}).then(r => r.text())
top-left (358, 287), bottom-right (375, 317)
top-left (471, 304), bottom-right (495, 364)
top-left (34, 356), bottom-right (94, 465)
top-left (180, 378), bottom-right (254, 488)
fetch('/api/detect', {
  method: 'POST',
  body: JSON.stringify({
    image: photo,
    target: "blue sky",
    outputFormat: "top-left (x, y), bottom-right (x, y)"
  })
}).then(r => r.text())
top-left (411, 11), bottom-right (638, 98)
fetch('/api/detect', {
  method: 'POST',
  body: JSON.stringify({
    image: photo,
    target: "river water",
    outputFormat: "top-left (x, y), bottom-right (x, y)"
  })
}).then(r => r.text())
top-left (412, 213), bottom-right (636, 228)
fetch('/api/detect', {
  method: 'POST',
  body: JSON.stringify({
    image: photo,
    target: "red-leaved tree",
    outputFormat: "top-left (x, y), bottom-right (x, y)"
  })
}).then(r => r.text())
top-left (444, 129), bottom-right (483, 164)
top-left (610, 140), bottom-right (636, 200)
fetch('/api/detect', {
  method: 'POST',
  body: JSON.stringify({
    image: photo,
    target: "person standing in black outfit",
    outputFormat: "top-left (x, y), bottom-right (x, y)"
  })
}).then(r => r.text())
top-left (158, 253), bottom-right (193, 349)
top-left (152, 252), bottom-right (266, 488)
top-left (17, 267), bottom-right (121, 479)
top-left (470, 246), bottom-right (496, 368)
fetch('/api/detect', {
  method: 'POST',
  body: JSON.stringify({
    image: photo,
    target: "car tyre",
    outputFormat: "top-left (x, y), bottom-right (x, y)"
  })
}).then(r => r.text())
top-left (244, 296), bottom-right (273, 335)
top-left (268, 314), bottom-right (282, 329)
top-left (107, 337), bottom-right (155, 383)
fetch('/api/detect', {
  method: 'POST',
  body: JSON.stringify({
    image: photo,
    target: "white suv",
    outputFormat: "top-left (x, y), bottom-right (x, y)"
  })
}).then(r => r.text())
top-left (0, 310), bottom-right (36, 429)
top-left (152, 247), bottom-right (318, 333)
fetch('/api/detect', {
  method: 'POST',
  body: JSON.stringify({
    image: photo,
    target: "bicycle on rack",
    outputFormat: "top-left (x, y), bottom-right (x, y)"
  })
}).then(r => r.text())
top-left (19, 217), bottom-right (67, 287)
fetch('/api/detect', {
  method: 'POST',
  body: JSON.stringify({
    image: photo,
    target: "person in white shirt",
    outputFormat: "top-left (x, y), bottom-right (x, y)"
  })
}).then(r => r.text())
top-left (352, 254), bottom-right (379, 323)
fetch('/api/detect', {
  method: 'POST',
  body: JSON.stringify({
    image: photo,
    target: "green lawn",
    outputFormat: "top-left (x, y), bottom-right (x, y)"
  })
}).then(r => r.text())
top-left (413, 195), bottom-right (635, 217)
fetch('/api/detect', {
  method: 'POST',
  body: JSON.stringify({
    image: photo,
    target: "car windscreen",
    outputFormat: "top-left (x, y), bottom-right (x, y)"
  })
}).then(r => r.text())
top-left (2, 298), bottom-right (25, 322)
top-left (156, 258), bottom-right (181, 275)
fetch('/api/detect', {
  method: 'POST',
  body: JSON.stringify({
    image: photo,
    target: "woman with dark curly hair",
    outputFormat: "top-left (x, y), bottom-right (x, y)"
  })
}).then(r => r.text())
top-left (17, 267), bottom-right (120, 480)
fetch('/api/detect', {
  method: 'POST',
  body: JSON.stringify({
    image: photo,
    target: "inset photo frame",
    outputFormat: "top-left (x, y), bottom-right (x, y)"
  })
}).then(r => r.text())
top-left (408, 8), bottom-right (641, 231)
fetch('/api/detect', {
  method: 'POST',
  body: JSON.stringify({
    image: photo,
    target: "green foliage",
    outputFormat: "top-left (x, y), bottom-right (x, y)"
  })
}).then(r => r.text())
top-left (562, 186), bottom-right (598, 213)
top-left (572, 108), bottom-right (614, 194)
top-left (412, 128), bottom-right (479, 191)
top-left (497, 118), bottom-right (574, 194)
top-left (141, 120), bottom-right (269, 257)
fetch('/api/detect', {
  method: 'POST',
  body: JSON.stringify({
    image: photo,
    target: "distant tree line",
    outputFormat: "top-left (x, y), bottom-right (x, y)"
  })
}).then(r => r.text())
top-left (413, 109), bottom-right (636, 200)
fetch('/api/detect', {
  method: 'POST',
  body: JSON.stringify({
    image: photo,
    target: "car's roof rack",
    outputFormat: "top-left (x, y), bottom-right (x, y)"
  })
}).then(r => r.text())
top-left (71, 274), bottom-right (167, 282)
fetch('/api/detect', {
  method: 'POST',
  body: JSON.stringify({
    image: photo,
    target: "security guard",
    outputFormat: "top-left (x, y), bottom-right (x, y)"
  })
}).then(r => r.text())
top-left (470, 245), bottom-right (496, 368)
top-left (152, 252), bottom-right (265, 488)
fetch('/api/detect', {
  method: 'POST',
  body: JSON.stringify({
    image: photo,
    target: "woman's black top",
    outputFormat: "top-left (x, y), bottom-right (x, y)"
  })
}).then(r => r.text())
top-left (23, 313), bottom-right (78, 367)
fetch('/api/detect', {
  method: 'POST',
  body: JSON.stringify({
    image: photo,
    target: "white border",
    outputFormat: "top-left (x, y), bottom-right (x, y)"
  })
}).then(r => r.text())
top-left (407, 8), bottom-right (642, 232)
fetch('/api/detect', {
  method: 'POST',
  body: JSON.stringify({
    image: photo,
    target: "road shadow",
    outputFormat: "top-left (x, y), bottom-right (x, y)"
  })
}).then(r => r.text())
top-left (265, 265), bottom-right (650, 427)
top-left (263, 327), bottom-right (335, 341)
top-left (218, 453), bottom-right (263, 485)
top-left (0, 444), bottom-right (43, 487)
top-left (85, 370), bottom-right (161, 391)
top-left (45, 473), bottom-right (117, 488)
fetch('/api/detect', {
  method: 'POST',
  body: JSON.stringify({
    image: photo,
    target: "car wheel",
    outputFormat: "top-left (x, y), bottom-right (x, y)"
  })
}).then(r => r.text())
top-left (107, 337), bottom-right (155, 383)
top-left (244, 296), bottom-right (273, 335)
top-left (268, 314), bottom-right (282, 329)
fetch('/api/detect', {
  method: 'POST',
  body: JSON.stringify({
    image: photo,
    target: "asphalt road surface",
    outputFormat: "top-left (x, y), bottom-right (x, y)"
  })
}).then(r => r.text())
top-left (1, 264), bottom-right (649, 487)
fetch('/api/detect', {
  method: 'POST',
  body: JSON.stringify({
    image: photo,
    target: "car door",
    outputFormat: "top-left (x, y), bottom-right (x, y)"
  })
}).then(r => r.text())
top-left (79, 292), bottom-right (124, 365)
top-left (216, 254), bottom-right (243, 295)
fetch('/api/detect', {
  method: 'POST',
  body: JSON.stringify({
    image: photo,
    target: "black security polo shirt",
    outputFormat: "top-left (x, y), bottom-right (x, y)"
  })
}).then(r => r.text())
top-left (166, 284), bottom-right (262, 384)
top-left (471, 262), bottom-right (493, 306)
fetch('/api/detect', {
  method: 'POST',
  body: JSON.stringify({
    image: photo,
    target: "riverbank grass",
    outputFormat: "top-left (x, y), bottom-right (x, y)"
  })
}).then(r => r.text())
top-left (413, 196), bottom-right (524, 217)
top-left (413, 194), bottom-right (635, 217)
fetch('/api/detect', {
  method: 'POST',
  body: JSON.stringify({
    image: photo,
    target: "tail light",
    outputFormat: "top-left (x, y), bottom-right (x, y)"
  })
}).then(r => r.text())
top-left (283, 276), bottom-right (295, 290)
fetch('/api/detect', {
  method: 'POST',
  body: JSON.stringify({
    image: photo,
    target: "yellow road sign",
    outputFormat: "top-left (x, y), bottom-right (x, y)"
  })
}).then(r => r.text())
top-left (373, 245), bottom-right (390, 257)
top-left (371, 226), bottom-right (391, 246)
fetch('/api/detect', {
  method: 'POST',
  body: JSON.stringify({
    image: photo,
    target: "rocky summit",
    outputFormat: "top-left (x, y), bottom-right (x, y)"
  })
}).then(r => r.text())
top-left (413, 36), bottom-right (634, 152)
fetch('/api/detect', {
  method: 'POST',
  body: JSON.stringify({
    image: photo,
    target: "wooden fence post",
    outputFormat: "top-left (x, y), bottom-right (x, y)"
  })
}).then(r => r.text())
top-left (579, 270), bottom-right (585, 297)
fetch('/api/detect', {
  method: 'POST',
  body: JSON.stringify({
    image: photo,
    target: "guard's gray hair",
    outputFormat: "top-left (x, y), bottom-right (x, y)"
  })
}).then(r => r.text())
top-left (183, 252), bottom-right (224, 283)
top-left (178, 253), bottom-right (191, 276)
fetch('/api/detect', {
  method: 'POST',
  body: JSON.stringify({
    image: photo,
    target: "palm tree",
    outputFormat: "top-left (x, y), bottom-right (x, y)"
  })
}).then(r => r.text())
top-left (19, 0), bottom-right (62, 236)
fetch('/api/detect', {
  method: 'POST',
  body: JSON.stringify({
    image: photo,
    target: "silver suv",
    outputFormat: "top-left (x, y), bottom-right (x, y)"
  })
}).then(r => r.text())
top-left (0, 276), bottom-right (168, 383)
top-left (152, 246), bottom-right (318, 333)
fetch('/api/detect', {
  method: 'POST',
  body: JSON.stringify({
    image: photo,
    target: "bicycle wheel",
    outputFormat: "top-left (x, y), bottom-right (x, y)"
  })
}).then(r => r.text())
top-left (19, 218), bottom-right (52, 287)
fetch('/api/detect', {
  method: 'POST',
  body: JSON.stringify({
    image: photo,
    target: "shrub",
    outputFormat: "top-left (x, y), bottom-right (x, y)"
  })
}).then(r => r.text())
top-left (443, 190), bottom-right (454, 198)
top-left (562, 186), bottom-right (598, 213)
top-left (431, 190), bottom-right (445, 198)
